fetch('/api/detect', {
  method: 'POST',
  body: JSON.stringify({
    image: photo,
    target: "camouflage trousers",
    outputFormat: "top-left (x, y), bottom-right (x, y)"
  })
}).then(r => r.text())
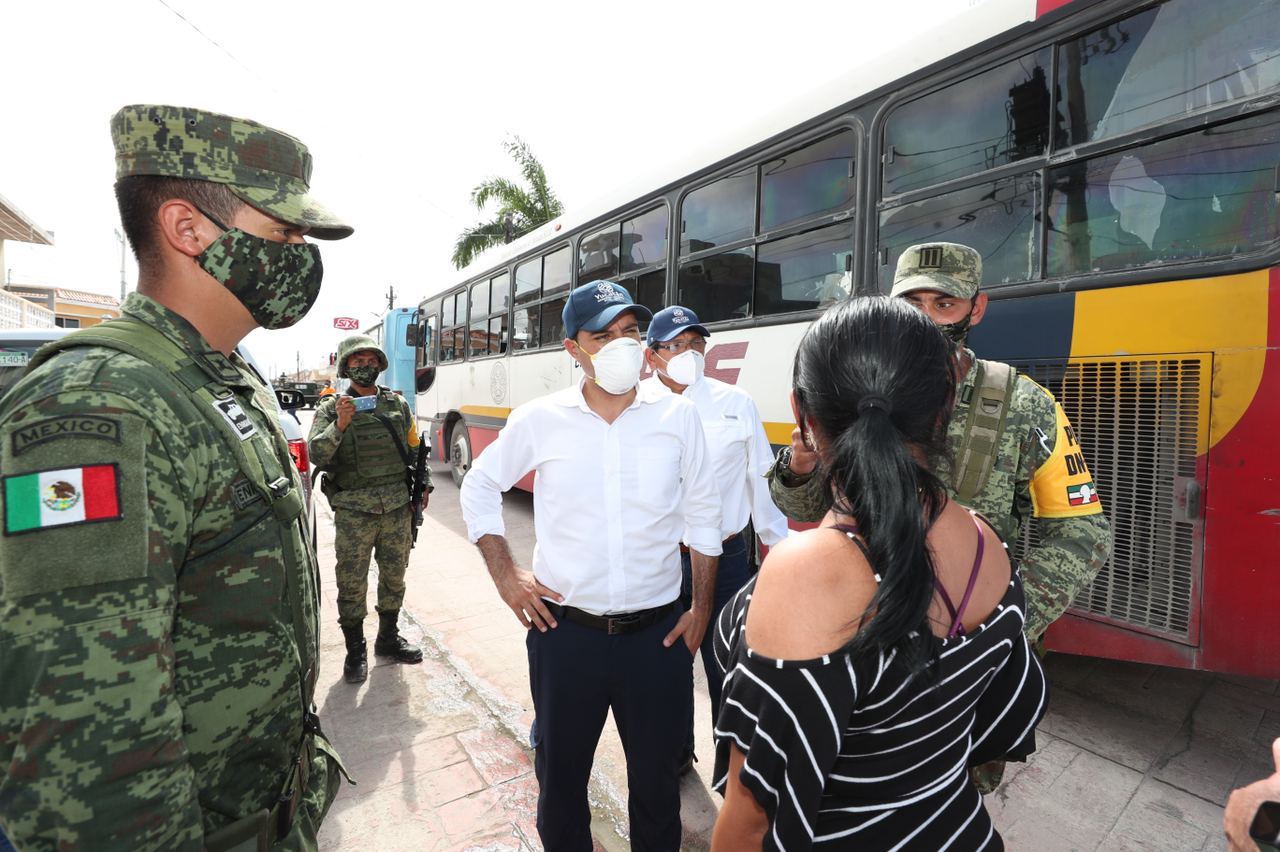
top-left (333, 503), bottom-right (412, 627)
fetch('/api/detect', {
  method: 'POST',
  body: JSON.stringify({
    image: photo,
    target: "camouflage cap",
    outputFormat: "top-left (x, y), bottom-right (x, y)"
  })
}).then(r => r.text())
top-left (336, 334), bottom-right (387, 377)
top-left (890, 242), bottom-right (982, 299)
top-left (111, 104), bottom-right (353, 240)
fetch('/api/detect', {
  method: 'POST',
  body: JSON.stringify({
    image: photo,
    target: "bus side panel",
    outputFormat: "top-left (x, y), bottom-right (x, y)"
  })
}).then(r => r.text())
top-left (978, 271), bottom-right (1279, 678)
top-left (1197, 266), bottom-right (1280, 678)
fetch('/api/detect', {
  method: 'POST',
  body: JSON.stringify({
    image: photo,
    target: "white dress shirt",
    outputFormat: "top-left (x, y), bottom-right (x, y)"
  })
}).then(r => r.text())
top-left (641, 375), bottom-right (790, 546)
top-left (461, 378), bottom-right (723, 616)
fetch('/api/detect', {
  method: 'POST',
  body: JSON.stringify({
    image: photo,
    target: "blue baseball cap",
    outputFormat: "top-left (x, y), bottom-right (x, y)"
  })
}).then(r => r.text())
top-left (646, 305), bottom-right (710, 345)
top-left (562, 280), bottom-right (653, 339)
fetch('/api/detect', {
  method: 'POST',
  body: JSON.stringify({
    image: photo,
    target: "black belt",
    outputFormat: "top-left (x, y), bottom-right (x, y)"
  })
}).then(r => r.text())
top-left (680, 531), bottom-right (743, 555)
top-left (546, 600), bottom-right (679, 635)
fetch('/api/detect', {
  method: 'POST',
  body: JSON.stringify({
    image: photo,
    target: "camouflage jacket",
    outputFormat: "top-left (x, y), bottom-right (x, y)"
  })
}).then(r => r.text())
top-left (768, 351), bottom-right (1113, 640)
top-left (308, 389), bottom-right (425, 513)
top-left (0, 294), bottom-right (337, 850)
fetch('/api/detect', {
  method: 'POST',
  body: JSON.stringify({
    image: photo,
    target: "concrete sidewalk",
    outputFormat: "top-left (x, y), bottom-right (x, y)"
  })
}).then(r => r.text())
top-left (311, 458), bottom-right (1278, 851)
top-left (313, 500), bottom-right (544, 852)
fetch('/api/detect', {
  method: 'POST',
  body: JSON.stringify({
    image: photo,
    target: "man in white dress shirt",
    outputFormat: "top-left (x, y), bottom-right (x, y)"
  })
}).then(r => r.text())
top-left (460, 280), bottom-right (723, 851)
top-left (641, 305), bottom-right (790, 773)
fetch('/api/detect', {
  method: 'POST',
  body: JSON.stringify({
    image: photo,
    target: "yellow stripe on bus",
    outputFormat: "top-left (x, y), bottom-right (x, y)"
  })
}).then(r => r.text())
top-left (459, 405), bottom-right (513, 420)
top-left (1072, 270), bottom-right (1268, 450)
top-left (764, 421), bottom-right (795, 446)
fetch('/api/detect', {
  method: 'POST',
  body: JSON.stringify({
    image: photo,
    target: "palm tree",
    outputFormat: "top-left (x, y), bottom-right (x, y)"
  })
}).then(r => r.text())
top-left (452, 137), bottom-right (564, 269)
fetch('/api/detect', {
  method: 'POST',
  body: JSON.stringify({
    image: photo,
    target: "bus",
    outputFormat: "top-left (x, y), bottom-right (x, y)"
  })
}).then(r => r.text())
top-left (367, 307), bottom-right (421, 416)
top-left (413, 0), bottom-right (1280, 679)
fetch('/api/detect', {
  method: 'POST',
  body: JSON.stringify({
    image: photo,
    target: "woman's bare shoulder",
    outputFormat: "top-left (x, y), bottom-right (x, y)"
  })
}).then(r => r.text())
top-left (745, 528), bottom-right (878, 660)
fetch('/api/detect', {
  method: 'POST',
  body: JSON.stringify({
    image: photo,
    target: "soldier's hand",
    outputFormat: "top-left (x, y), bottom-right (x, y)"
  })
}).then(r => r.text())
top-left (496, 566), bottom-right (563, 632)
top-left (787, 426), bottom-right (818, 476)
top-left (1225, 737), bottom-right (1280, 850)
top-left (335, 396), bottom-right (354, 431)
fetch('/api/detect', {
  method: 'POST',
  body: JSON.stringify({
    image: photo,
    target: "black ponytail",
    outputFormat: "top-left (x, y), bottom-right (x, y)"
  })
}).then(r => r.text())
top-left (792, 296), bottom-right (955, 672)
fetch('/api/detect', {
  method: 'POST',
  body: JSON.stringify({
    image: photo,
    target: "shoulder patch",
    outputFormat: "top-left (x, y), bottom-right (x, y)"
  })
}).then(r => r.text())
top-left (212, 396), bottom-right (258, 440)
top-left (1, 410), bottom-right (150, 598)
top-left (10, 414), bottom-right (122, 456)
top-left (4, 464), bottom-right (123, 535)
top-left (1029, 402), bottom-right (1105, 518)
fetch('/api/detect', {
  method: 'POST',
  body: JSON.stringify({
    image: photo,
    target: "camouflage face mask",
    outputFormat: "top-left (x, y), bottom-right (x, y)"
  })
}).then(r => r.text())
top-left (937, 312), bottom-right (972, 347)
top-left (348, 365), bottom-right (379, 387)
top-left (196, 209), bottom-right (323, 330)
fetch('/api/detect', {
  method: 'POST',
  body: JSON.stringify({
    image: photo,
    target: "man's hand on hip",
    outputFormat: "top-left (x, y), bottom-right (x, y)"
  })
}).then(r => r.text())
top-left (496, 566), bottom-right (563, 632)
top-left (476, 534), bottom-right (563, 632)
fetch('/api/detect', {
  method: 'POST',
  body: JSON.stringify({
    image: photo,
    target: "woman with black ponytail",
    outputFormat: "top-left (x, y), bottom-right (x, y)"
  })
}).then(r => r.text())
top-left (710, 297), bottom-right (1047, 850)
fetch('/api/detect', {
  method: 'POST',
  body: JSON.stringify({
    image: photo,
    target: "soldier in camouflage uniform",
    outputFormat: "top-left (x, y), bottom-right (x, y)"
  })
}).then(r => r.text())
top-left (308, 335), bottom-right (425, 684)
top-left (768, 242), bottom-right (1113, 790)
top-left (0, 106), bottom-right (352, 850)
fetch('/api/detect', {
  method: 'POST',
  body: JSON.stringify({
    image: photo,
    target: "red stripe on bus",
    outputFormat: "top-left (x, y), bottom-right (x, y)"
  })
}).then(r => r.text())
top-left (1036, 0), bottom-right (1075, 16)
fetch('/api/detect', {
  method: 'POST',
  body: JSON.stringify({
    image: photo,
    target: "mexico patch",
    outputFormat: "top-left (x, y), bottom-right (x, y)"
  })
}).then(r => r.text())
top-left (3, 464), bottom-right (123, 535)
top-left (1067, 481), bottom-right (1100, 506)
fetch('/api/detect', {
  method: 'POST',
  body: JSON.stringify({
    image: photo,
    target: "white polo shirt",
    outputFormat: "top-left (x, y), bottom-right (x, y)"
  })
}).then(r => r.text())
top-left (460, 378), bottom-right (723, 616)
top-left (641, 375), bottom-right (790, 546)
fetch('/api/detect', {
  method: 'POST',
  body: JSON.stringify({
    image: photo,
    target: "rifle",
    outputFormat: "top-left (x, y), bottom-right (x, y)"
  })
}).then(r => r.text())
top-left (370, 401), bottom-right (432, 548)
top-left (409, 440), bottom-right (431, 547)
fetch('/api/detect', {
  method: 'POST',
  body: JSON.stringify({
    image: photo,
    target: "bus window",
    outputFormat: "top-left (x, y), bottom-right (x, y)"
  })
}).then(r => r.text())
top-left (440, 292), bottom-right (465, 362)
top-left (543, 246), bottom-right (572, 297)
top-left (632, 268), bottom-right (665, 319)
top-left (579, 225), bottom-right (619, 283)
top-left (884, 48), bottom-right (1052, 197)
top-left (468, 274), bottom-right (508, 357)
top-left (680, 169), bottom-right (755, 254)
top-left (539, 297), bottom-right (567, 343)
top-left (878, 173), bottom-right (1040, 290)
top-left (1046, 111), bottom-right (1280, 277)
top-left (419, 313), bottom-right (438, 368)
top-left (515, 258), bottom-right (540, 305)
top-left (469, 279), bottom-right (490, 324)
top-left (755, 222), bottom-right (854, 316)
top-left (678, 247), bottom-right (753, 323)
top-left (621, 207), bottom-right (667, 272)
top-left (492, 272), bottom-right (510, 314)
top-left (1056, 0), bottom-right (1280, 147)
top-left (761, 130), bottom-right (856, 232)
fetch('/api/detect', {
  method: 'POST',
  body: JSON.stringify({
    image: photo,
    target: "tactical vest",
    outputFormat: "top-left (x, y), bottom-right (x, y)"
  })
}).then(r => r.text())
top-left (952, 359), bottom-right (1018, 503)
top-left (331, 390), bottom-right (410, 491)
top-left (29, 318), bottom-right (317, 697)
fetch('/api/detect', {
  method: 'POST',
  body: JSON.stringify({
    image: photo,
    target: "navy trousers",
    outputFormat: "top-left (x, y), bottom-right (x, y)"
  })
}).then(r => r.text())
top-left (679, 533), bottom-right (751, 758)
top-left (527, 606), bottom-right (692, 851)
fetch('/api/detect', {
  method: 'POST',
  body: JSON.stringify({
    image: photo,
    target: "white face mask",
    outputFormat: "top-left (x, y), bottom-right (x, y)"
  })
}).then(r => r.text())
top-left (586, 337), bottom-right (644, 395)
top-left (660, 349), bottom-right (705, 387)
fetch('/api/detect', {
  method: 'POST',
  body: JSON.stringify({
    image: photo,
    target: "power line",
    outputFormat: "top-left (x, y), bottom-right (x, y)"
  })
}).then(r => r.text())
top-left (153, 0), bottom-right (282, 96)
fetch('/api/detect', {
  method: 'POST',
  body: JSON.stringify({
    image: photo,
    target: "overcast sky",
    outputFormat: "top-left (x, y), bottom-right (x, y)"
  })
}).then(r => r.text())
top-left (2, 0), bottom-right (978, 378)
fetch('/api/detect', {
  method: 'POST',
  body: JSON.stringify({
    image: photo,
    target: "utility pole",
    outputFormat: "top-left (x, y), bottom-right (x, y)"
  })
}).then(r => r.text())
top-left (113, 229), bottom-right (127, 301)
top-left (386, 285), bottom-right (395, 310)
top-left (296, 351), bottom-right (301, 381)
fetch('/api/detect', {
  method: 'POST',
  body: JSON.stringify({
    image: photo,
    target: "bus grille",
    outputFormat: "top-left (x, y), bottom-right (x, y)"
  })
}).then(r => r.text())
top-left (1011, 357), bottom-right (1204, 642)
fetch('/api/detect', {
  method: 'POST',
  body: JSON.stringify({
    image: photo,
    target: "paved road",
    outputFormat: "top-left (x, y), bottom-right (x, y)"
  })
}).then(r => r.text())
top-left (301, 410), bottom-right (1277, 850)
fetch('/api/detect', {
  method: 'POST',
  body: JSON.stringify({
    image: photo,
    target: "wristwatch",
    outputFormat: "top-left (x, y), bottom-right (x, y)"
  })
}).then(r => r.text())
top-left (774, 446), bottom-right (814, 488)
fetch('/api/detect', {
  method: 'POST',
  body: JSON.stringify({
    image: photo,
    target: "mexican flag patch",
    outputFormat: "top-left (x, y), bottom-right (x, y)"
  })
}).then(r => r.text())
top-left (4, 464), bottom-right (122, 535)
top-left (1067, 481), bottom-right (1099, 506)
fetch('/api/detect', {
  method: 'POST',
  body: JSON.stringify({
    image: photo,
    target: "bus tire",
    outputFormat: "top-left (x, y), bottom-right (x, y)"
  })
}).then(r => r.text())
top-left (449, 421), bottom-right (471, 487)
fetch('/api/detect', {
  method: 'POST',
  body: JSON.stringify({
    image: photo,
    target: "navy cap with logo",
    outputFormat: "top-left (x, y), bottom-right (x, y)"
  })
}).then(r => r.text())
top-left (646, 305), bottom-right (710, 345)
top-left (562, 280), bottom-right (653, 339)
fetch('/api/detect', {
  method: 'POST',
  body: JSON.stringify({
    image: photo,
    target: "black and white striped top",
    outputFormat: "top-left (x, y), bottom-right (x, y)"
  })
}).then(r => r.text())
top-left (712, 557), bottom-right (1047, 850)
